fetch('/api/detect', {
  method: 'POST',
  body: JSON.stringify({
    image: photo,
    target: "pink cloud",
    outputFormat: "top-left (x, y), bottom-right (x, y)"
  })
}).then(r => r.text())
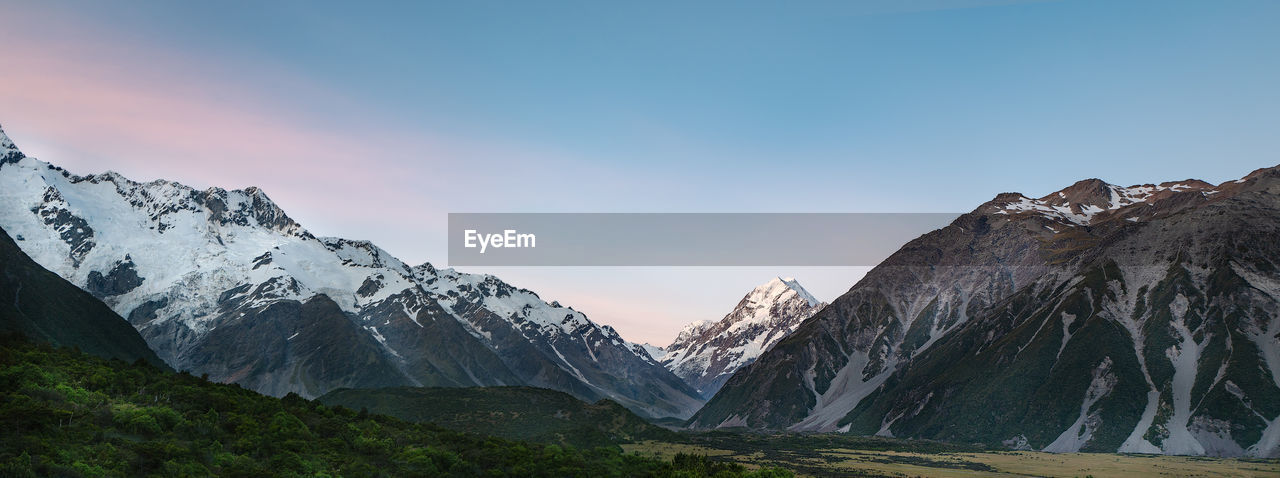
top-left (0, 9), bottom-right (462, 259)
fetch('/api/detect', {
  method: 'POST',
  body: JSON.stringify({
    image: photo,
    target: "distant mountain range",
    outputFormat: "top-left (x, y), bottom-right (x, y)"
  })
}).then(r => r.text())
top-left (5, 119), bottom-right (1277, 458)
top-left (644, 277), bottom-right (825, 398)
top-left (0, 123), bottom-right (702, 419)
top-left (692, 168), bottom-right (1280, 457)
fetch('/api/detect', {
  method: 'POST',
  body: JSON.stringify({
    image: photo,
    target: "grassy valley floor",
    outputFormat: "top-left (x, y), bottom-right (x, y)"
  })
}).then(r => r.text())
top-left (623, 437), bottom-right (1280, 478)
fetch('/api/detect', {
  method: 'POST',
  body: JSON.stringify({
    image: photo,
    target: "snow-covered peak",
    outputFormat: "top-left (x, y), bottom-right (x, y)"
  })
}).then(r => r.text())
top-left (673, 320), bottom-right (715, 344)
top-left (661, 277), bottom-right (826, 396)
top-left (0, 145), bottom-right (306, 241)
top-left (0, 149), bottom-right (367, 332)
top-left (0, 123), bottom-right (23, 164)
top-left (638, 343), bottom-right (667, 361)
top-left (749, 276), bottom-right (820, 308)
top-left (992, 177), bottom-right (1218, 226)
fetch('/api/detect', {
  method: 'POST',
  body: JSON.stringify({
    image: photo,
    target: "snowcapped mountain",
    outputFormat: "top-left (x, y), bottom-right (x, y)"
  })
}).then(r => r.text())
top-left (637, 342), bottom-right (667, 361)
top-left (691, 171), bottom-right (1280, 458)
top-left (991, 177), bottom-right (1220, 227)
top-left (656, 277), bottom-right (825, 398)
top-left (0, 123), bottom-right (703, 418)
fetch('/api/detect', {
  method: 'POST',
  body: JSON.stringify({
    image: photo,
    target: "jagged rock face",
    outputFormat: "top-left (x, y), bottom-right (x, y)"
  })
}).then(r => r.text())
top-left (691, 167), bottom-right (1280, 458)
top-left (656, 278), bottom-right (825, 398)
top-left (408, 266), bottom-right (705, 418)
top-left (183, 295), bottom-right (409, 397)
top-left (0, 123), bottom-right (703, 418)
top-left (0, 129), bottom-right (23, 165)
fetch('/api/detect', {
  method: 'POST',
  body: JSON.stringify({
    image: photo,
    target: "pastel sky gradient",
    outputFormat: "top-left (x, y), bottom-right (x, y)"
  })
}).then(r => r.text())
top-left (2, 0), bottom-right (1277, 344)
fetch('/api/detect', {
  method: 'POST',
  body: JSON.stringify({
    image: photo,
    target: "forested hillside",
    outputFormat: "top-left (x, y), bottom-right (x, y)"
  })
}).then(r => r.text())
top-left (0, 335), bottom-right (789, 477)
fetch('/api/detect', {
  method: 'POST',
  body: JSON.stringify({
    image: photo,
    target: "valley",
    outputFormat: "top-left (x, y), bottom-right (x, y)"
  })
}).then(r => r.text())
top-left (3, 117), bottom-right (1279, 476)
top-left (625, 438), bottom-right (1280, 478)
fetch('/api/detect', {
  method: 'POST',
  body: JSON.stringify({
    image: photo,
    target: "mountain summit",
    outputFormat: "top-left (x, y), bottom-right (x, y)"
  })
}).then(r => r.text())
top-left (657, 277), bottom-right (825, 398)
top-left (0, 123), bottom-right (25, 164)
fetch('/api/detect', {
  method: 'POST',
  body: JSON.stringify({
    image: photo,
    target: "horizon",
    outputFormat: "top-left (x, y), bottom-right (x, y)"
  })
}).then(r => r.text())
top-left (3, 0), bottom-right (1278, 344)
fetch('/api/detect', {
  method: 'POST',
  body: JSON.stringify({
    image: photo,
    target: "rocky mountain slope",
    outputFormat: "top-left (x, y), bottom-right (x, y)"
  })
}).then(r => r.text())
top-left (650, 277), bottom-right (825, 398)
top-left (0, 224), bottom-right (166, 368)
top-left (0, 122), bottom-right (702, 418)
top-left (691, 168), bottom-right (1280, 458)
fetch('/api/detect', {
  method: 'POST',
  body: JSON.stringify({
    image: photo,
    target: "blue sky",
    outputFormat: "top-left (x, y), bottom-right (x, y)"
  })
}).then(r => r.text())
top-left (2, 0), bottom-right (1278, 343)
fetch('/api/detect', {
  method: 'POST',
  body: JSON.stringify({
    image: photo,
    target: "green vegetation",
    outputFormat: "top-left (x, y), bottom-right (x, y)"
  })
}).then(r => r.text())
top-left (0, 335), bottom-right (790, 477)
top-left (318, 386), bottom-right (678, 449)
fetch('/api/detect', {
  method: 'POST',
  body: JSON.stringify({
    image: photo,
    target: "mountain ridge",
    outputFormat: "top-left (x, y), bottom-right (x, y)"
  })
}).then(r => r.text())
top-left (0, 122), bottom-right (703, 419)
